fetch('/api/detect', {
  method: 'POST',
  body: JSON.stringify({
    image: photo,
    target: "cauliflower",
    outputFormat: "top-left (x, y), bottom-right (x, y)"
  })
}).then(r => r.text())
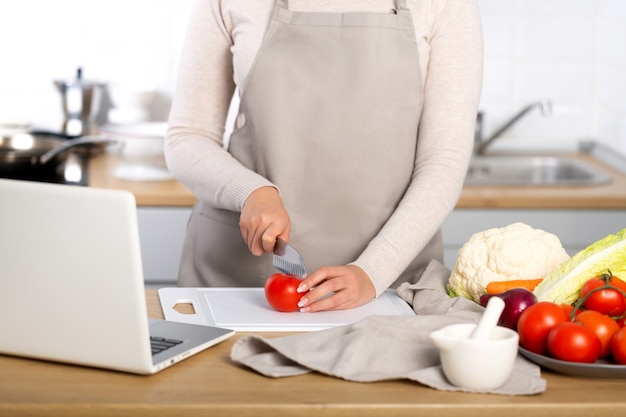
top-left (448, 222), bottom-right (570, 303)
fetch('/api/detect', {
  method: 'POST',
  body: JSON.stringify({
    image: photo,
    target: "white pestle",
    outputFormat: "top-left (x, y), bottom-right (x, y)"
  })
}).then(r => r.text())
top-left (470, 296), bottom-right (506, 341)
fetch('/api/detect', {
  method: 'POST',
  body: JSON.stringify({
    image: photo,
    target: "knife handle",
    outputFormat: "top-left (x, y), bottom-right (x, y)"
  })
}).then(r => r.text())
top-left (273, 237), bottom-right (287, 256)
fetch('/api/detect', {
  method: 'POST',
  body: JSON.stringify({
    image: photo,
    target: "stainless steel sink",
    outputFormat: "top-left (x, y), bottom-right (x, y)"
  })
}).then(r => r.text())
top-left (465, 155), bottom-right (612, 186)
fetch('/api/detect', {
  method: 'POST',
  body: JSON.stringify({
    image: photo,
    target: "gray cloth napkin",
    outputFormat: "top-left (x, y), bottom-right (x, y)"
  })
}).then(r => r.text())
top-left (230, 260), bottom-right (546, 395)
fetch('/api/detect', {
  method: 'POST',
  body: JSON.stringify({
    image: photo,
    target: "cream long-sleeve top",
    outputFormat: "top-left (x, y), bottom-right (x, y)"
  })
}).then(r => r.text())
top-left (165, 0), bottom-right (483, 296)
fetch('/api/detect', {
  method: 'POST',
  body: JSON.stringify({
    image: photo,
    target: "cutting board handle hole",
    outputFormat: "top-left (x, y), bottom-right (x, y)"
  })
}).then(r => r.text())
top-left (173, 301), bottom-right (196, 315)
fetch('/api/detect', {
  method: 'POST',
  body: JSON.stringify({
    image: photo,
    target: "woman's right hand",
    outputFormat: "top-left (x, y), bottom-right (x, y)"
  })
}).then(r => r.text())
top-left (239, 186), bottom-right (291, 256)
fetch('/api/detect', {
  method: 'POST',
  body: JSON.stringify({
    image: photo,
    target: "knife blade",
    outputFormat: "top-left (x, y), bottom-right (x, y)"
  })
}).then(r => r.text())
top-left (272, 237), bottom-right (307, 277)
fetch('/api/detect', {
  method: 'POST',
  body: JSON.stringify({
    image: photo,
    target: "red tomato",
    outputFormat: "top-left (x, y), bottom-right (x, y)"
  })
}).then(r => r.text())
top-left (612, 327), bottom-right (626, 364)
top-left (264, 273), bottom-right (303, 312)
top-left (547, 322), bottom-right (601, 363)
top-left (609, 275), bottom-right (626, 295)
top-left (560, 304), bottom-right (582, 319)
top-left (617, 316), bottom-right (626, 327)
top-left (580, 275), bottom-right (626, 316)
top-left (575, 310), bottom-right (620, 357)
top-left (517, 301), bottom-right (570, 355)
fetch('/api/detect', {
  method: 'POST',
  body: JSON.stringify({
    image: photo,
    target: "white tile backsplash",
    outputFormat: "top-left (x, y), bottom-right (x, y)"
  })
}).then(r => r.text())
top-left (517, 17), bottom-right (596, 61)
top-left (481, 15), bottom-right (515, 57)
top-left (518, 0), bottom-right (598, 16)
top-left (516, 64), bottom-right (594, 103)
top-left (476, 0), bottom-right (515, 14)
top-left (598, 65), bottom-right (626, 110)
top-left (477, 0), bottom-right (626, 155)
top-left (599, 0), bottom-right (626, 22)
top-left (597, 110), bottom-right (623, 153)
top-left (481, 60), bottom-right (516, 102)
top-left (1, 0), bottom-right (625, 157)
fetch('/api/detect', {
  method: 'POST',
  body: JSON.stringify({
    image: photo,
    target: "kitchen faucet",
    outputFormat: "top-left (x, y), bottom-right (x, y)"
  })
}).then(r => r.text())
top-left (474, 100), bottom-right (552, 155)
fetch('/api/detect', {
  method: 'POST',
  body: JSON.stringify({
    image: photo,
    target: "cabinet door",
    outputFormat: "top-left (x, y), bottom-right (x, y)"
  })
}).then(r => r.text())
top-left (442, 209), bottom-right (626, 270)
top-left (136, 207), bottom-right (192, 286)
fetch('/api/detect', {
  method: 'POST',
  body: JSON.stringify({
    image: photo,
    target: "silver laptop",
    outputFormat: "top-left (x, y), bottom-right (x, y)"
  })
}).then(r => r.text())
top-left (0, 178), bottom-right (234, 374)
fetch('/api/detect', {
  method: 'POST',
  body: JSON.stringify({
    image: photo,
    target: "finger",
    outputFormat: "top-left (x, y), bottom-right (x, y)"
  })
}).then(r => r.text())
top-left (301, 290), bottom-right (356, 312)
top-left (239, 218), bottom-right (258, 254)
top-left (249, 228), bottom-right (265, 256)
top-left (240, 227), bottom-right (249, 247)
top-left (261, 221), bottom-right (292, 254)
top-left (261, 232), bottom-right (277, 253)
top-left (297, 278), bottom-right (343, 311)
top-left (250, 222), bottom-right (288, 256)
top-left (297, 265), bottom-right (375, 312)
top-left (296, 266), bottom-right (335, 293)
top-left (304, 277), bottom-right (341, 301)
top-left (277, 227), bottom-right (290, 242)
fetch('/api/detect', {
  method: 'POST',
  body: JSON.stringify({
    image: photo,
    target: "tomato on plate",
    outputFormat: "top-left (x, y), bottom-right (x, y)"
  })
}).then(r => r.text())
top-left (612, 327), bottom-right (626, 364)
top-left (606, 274), bottom-right (626, 294)
top-left (547, 322), bottom-right (601, 363)
top-left (264, 273), bottom-right (303, 312)
top-left (560, 303), bottom-right (582, 320)
top-left (517, 301), bottom-right (570, 355)
top-left (575, 310), bottom-right (620, 357)
top-left (580, 273), bottom-right (626, 316)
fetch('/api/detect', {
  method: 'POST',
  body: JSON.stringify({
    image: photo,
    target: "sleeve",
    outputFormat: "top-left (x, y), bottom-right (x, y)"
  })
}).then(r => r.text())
top-left (352, 0), bottom-right (484, 296)
top-left (164, 0), bottom-right (275, 212)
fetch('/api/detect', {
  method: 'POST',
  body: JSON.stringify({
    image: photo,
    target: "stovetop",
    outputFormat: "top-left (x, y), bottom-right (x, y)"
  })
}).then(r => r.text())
top-left (0, 150), bottom-right (89, 186)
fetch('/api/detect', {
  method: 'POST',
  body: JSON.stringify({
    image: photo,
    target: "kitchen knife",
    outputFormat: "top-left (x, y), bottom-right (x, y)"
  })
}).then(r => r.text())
top-left (273, 237), bottom-right (307, 277)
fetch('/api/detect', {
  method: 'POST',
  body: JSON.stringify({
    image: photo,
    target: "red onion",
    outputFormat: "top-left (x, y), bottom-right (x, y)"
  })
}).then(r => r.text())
top-left (479, 288), bottom-right (538, 330)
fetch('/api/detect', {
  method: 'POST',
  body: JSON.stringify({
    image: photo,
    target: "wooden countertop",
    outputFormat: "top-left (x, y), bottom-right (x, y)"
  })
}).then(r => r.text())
top-left (2, 289), bottom-right (626, 417)
top-left (88, 152), bottom-right (626, 209)
top-left (88, 153), bottom-right (196, 207)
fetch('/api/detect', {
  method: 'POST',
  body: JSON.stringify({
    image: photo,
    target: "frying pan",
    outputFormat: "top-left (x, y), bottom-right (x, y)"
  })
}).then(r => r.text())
top-left (0, 133), bottom-right (116, 172)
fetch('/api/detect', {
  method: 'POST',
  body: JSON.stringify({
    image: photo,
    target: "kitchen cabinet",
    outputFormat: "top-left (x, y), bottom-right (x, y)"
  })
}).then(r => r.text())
top-left (136, 207), bottom-right (191, 287)
top-left (441, 208), bottom-right (626, 270)
top-left (88, 152), bottom-right (626, 285)
top-left (136, 206), bottom-right (625, 286)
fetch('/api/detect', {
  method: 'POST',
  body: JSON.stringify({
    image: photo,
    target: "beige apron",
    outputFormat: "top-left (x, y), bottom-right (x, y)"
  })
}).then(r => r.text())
top-left (179, 0), bottom-right (443, 289)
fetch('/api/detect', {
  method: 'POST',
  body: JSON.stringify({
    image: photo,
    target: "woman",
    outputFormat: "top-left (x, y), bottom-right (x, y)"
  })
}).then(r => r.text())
top-left (165, 0), bottom-right (483, 312)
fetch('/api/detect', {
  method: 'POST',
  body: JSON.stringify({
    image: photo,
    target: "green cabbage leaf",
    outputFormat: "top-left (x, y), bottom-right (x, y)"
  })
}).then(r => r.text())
top-left (533, 228), bottom-right (626, 305)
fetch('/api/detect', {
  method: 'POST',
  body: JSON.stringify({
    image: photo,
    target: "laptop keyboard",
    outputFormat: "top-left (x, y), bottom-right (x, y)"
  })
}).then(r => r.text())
top-left (150, 336), bottom-right (183, 355)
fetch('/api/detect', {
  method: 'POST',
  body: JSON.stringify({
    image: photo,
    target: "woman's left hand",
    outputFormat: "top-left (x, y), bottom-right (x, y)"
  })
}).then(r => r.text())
top-left (296, 265), bottom-right (376, 312)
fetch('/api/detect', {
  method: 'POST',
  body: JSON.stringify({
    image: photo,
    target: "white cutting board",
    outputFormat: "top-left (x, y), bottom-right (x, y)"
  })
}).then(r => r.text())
top-left (158, 288), bottom-right (415, 332)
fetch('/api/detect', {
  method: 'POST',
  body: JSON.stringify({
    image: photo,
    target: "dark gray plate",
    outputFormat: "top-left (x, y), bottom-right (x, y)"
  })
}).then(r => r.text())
top-left (519, 347), bottom-right (626, 378)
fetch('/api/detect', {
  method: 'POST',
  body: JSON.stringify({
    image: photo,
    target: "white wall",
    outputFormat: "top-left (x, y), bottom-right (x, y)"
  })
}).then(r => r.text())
top-left (1, 0), bottom-right (625, 156)
top-left (0, 0), bottom-right (193, 130)
top-left (478, 0), bottom-right (626, 155)
top-left (596, 0), bottom-right (626, 155)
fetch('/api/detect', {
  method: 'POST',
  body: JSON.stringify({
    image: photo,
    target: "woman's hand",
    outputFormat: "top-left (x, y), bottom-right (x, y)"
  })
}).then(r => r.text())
top-left (296, 265), bottom-right (376, 312)
top-left (240, 186), bottom-right (290, 256)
